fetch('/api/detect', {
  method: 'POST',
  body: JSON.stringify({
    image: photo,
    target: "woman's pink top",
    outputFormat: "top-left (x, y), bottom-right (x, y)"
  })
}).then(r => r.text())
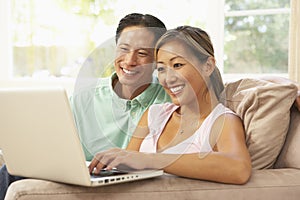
top-left (139, 103), bottom-right (235, 154)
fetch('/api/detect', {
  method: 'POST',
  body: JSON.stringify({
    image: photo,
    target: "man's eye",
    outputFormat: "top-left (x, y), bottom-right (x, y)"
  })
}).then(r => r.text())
top-left (138, 51), bottom-right (148, 57)
top-left (120, 47), bottom-right (129, 52)
top-left (117, 46), bottom-right (129, 52)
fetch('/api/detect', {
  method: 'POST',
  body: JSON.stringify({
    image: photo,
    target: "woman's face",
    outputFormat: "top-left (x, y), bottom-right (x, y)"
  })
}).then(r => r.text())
top-left (114, 26), bottom-right (156, 88)
top-left (156, 40), bottom-right (207, 106)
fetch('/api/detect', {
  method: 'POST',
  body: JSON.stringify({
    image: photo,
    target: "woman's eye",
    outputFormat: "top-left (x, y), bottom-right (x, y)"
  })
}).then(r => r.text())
top-left (174, 63), bottom-right (183, 68)
top-left (157, 66), bottom-right (165, 72)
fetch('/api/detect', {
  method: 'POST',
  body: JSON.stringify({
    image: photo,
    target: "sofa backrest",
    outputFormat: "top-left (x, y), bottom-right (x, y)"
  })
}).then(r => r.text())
top-left (274, 107), bottom-right (300, 169)
top-left (0, 150), bottom-right (4, 167)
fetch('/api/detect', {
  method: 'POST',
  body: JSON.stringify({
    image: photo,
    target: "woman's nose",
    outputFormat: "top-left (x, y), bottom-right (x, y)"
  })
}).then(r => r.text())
top-left (165, 68), bottom-right (177, 83)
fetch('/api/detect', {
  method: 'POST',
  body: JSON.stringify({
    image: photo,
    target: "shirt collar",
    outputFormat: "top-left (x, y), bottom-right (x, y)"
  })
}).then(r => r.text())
top-left (109, 72), bottom-right (161, 110)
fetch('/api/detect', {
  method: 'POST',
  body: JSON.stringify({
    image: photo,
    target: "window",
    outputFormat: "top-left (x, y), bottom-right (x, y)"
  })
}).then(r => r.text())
top-left (10, 0), bottom-right (117, 79)
top-left (0, 0), bottom-right (290, 86)
top-left (1, 0), bottom-right (221, 80)
top-left (224, 0), bottom-right (290, 78)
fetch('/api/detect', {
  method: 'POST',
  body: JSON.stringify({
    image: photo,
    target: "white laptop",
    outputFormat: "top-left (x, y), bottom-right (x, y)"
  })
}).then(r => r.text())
top-left (0, 87), bottom-right (163, 187)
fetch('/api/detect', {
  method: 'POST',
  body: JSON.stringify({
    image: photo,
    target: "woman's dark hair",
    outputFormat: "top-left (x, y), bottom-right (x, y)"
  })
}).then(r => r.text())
top-left (155, 25), bottom-right (224, 100)
top-left (115, 13), bottom-right (167, 44)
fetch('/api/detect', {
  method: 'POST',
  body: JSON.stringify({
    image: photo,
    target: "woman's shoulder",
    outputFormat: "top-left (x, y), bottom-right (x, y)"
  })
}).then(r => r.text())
top-left (147, 103), bottom-right (178, 123)
top-left (149, 102), bottom-right (177, 114)
top-left (214, 103), bottom-right (237, 116)
top-left (209, 103), bottom-right (241, 129)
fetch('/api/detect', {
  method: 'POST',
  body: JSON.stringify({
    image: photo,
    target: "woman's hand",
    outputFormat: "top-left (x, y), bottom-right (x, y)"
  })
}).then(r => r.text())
top-left (88, 148), bottom-right (154, 174)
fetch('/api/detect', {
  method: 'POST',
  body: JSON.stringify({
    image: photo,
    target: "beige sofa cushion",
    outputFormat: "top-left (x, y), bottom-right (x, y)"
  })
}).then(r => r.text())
top-left (5, 170), bottom-right (300, 200)
top-left (220, 78), bottom-right (297, 169)
top-left (275, 107), bottom-right (300, 169)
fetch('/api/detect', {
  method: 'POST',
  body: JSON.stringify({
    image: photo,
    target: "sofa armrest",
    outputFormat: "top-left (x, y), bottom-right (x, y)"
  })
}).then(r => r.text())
top-left (5, 169), bottom-right (300, 200)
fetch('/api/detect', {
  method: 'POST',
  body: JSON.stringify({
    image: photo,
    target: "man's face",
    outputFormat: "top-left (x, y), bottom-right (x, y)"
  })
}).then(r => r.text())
top-left (114, 26), bottom-right (156, 89)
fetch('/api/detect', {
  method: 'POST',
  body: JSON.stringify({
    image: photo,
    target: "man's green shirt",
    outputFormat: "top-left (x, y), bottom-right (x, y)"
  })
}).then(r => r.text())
top-left (70, 73), bottom-right (170, 161)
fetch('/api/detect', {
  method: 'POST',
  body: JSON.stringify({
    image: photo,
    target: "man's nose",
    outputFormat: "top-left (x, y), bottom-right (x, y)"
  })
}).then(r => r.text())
top-left (124, 51), bottom-right (137, 66)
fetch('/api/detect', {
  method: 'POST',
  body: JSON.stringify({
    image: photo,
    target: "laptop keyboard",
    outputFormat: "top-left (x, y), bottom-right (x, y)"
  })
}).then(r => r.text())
top-left (91, 168), bottom-right (128, 177)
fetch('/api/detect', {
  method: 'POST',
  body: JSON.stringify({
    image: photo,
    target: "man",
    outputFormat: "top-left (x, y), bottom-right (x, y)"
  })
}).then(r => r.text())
top-left (0, 13), bottom-right (170, 200)
top-left (70, 13), bottom-right (171, 161)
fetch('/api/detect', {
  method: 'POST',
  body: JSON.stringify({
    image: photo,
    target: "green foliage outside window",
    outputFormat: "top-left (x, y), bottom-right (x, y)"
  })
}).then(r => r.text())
top-left (11, 0), bottom-right (290, 77)
top-left (224, 0), bottom-right (290, 73)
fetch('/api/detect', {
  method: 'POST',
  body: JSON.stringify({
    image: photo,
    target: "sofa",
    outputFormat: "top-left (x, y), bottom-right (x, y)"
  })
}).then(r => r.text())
top-left (1, 79), bottom-right (300, 200)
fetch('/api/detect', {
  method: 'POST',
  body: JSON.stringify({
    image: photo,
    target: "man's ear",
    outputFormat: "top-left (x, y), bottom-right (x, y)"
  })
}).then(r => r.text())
top-left (203, 57), bottom-right (216, 76)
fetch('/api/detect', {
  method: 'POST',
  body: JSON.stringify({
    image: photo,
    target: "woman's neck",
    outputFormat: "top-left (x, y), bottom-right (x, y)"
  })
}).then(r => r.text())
top-left (176, 91), bottom-right (219, 120)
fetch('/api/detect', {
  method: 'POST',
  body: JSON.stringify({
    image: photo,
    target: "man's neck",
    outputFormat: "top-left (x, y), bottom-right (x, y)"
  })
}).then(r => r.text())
top-left (112, 78), bottom-right (150, 100)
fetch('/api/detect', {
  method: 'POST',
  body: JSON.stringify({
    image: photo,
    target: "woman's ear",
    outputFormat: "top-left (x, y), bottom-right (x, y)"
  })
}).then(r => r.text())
top-left (203, 57), bottom-right (216, 76)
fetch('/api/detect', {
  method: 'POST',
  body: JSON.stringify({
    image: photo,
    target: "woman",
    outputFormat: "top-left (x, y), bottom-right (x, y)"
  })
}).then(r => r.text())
top-left (89, 26), bottom-right (252, 184)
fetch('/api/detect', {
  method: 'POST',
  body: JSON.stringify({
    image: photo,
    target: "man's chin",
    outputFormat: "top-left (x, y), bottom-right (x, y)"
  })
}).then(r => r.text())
top-left (119, 78), bottom-right (152, 90)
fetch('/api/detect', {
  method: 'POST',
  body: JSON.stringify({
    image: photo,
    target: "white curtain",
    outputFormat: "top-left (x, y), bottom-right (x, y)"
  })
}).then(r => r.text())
top-left (289, 0), bottom-right (300, 83)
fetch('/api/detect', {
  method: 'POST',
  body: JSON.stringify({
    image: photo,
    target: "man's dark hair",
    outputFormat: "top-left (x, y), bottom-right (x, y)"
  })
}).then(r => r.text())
top-left (115, 13), bottom-right (167, 44)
